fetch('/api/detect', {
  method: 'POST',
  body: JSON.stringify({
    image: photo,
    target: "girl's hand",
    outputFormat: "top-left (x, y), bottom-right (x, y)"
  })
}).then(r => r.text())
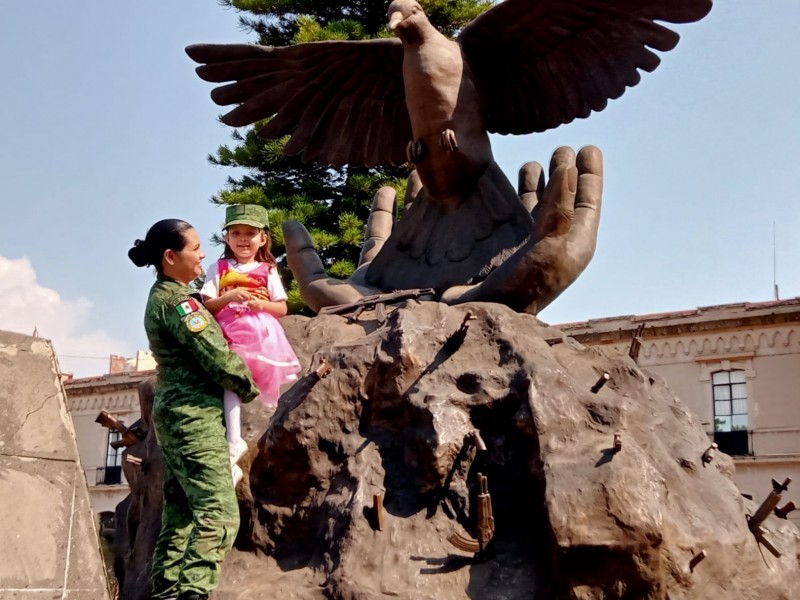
top-left (225, 289), bottom-right (252, 303)
top-left (246, 298), bottom-right (267, 312)
top-left (247, 298), bottom-right (288, 317)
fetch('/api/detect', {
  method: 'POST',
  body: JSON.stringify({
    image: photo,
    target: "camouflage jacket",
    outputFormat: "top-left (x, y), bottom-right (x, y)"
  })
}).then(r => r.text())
top-left (144, 275), bottom-right (259, 407)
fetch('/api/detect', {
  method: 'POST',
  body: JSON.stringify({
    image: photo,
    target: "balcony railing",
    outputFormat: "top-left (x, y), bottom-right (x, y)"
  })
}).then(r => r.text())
top-left (713, 430), bottom-right (749, 456)
top-left (708, 427), bottom-right (800, 458)
top-left (96, 466), bottom-right (123, 485)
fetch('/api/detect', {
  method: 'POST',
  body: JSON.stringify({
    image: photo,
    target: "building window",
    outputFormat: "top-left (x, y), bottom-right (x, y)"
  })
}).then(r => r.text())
top-left (712, 370), bottom-right (749, 455)
top-left (103, 429), bottom-right (124, 485)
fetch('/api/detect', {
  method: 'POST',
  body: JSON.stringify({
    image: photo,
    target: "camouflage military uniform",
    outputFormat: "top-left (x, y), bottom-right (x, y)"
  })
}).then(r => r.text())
top-left (144, 275), bottom-right (259, 600)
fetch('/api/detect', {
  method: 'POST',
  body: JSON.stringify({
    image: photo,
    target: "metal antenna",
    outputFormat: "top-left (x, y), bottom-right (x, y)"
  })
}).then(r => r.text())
top-left (773, 222), bottom-right (779, 301)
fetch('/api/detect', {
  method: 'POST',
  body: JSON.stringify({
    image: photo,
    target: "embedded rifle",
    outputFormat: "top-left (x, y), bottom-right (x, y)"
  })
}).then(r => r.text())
top-left (448, 473), bottom-right (495, 555)
top-left (628, 322), bottom-right (646, 362)
top-left (318, 288), bottom-right (436, 323)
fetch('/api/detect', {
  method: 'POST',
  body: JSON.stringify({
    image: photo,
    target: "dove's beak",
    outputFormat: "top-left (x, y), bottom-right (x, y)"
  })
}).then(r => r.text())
top-left (388, 10), bottom-right (403, 31)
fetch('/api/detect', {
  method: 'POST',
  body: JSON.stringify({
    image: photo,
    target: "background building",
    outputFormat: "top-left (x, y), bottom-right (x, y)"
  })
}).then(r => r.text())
top-left (560, 297), bottom-right (800, 528)
top-left (64, 352), bottom-right (154, 515)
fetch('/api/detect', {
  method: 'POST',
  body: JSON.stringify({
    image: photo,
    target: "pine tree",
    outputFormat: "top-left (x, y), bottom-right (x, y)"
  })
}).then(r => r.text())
top-left (209, 0), bottom-right (493, 312)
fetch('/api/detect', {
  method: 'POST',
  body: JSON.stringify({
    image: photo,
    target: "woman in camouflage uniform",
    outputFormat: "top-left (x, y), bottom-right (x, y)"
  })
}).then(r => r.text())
top-left (129, 219), bottom-right (260, 600)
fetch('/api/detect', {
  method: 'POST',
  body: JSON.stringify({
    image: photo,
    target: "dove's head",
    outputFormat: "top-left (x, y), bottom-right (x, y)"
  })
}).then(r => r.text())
top-left (388, 0), bottom-right (425, 32)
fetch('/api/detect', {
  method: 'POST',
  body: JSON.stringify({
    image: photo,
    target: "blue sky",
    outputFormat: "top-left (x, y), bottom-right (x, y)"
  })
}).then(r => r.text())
top-left (1, 1), bottom-right (798, 377)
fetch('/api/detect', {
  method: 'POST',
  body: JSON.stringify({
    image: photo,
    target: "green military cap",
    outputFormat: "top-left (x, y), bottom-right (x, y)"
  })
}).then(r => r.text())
top-left (223, 204), bottom-right (269, 230)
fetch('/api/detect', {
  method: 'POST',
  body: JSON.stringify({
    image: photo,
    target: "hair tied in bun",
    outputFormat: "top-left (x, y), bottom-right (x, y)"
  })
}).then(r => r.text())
top-left (128, 238), bottom-right (152, 267)
top-left (128, 219), bottom-right (193, 273)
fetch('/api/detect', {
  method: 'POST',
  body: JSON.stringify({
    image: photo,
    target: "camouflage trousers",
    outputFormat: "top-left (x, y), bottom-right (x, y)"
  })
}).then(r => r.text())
top-left (150, 391), bottom-right (239, 600)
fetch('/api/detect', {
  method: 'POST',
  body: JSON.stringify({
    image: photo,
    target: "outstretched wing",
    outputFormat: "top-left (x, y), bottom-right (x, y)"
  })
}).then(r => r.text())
top-left (186, 41), bottom-right (411, 167)
top-left (457, 0), bottom-right (713, 135)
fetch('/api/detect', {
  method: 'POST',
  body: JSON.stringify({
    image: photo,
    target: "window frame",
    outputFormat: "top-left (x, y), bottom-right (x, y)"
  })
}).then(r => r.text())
top-left (711, 369), bottom-right (751, 456)
top-left (711, 369), bottom-right (748, 433)
top-left (101, 423), bottom-right (124, 485)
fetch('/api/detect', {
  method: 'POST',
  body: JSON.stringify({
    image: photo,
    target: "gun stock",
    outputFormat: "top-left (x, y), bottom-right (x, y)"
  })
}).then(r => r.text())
top-left (95, 410), bottom-right (128, 435)
top-left (97, 412), bottom-right (146, 449)
top-left (110, 429), bottom-right (144, 450)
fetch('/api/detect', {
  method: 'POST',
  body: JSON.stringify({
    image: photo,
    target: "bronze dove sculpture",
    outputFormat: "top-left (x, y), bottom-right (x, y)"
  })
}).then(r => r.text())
top-left (186, 0), bottom-right (712, 314)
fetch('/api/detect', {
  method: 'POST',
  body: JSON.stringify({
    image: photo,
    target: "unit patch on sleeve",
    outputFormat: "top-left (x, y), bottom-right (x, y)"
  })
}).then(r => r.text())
top-left (185, 312), bottom-right (209, 333)
top-left (175, 298), bottom-right (200, 317)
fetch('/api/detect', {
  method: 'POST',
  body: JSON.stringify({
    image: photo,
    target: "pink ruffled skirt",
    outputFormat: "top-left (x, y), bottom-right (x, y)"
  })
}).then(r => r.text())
top-left (216, 304), bottom-right (301, 407)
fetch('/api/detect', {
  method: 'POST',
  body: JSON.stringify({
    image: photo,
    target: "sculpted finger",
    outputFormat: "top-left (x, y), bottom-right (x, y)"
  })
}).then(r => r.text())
top-left (403, 169), bottom-right (423, 214)
top-left (359, 186), bottom-right (397, 266)
top-left (532, 163), bottom-right (578, 241)
top-left (577, 144), bottom-right (603, 178)
top-left (568, 146), bottom-right (604, 265)
top-left (548, 146), bottom-right (576, 177)
top-left (440, 282), bottom-right (481, 303)
top-left (518, 161), bottom-right (544, 214)
top-left (284, 220), bottom-right (328, 284)
top-left (283, 220), bottom-right (365, 312)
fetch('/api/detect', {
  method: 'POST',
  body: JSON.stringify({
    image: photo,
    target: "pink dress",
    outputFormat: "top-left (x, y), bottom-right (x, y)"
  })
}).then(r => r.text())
top-left (212, 259), bottom-right (301, 407)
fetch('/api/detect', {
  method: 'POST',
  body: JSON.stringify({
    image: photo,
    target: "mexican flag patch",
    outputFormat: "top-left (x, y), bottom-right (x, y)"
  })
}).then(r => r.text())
top-left (175, 298), bottom-right (200, 317)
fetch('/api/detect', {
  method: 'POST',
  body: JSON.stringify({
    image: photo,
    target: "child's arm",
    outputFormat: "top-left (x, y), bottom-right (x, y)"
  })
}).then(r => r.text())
top-left (250, 265), bottom-right (289, 317)
top-left (199, 261), bottom-right (247, 315)
top-left (246, 298), bottom-right (288, 318)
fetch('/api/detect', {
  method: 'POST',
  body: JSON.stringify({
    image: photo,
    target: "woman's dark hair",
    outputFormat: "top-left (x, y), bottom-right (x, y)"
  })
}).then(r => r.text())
top-left (128, 219), bottom-right (194, 273)
top-left (223, 227), bottom-right (276, 266)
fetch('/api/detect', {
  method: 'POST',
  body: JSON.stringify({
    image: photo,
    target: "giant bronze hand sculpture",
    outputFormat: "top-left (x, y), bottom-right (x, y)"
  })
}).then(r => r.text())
top-left (187, 0), bottom-right (712, 314)
top-left (282, 145), bottom-right (602, 315)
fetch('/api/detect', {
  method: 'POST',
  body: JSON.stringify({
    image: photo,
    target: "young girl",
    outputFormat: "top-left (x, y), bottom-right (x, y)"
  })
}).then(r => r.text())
top-left (201, 204), bottom-right (301, 479)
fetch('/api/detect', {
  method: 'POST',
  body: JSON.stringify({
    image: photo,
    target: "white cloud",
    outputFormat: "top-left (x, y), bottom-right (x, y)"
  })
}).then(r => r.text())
top-left (0, 256), bottom-right (132, 377)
